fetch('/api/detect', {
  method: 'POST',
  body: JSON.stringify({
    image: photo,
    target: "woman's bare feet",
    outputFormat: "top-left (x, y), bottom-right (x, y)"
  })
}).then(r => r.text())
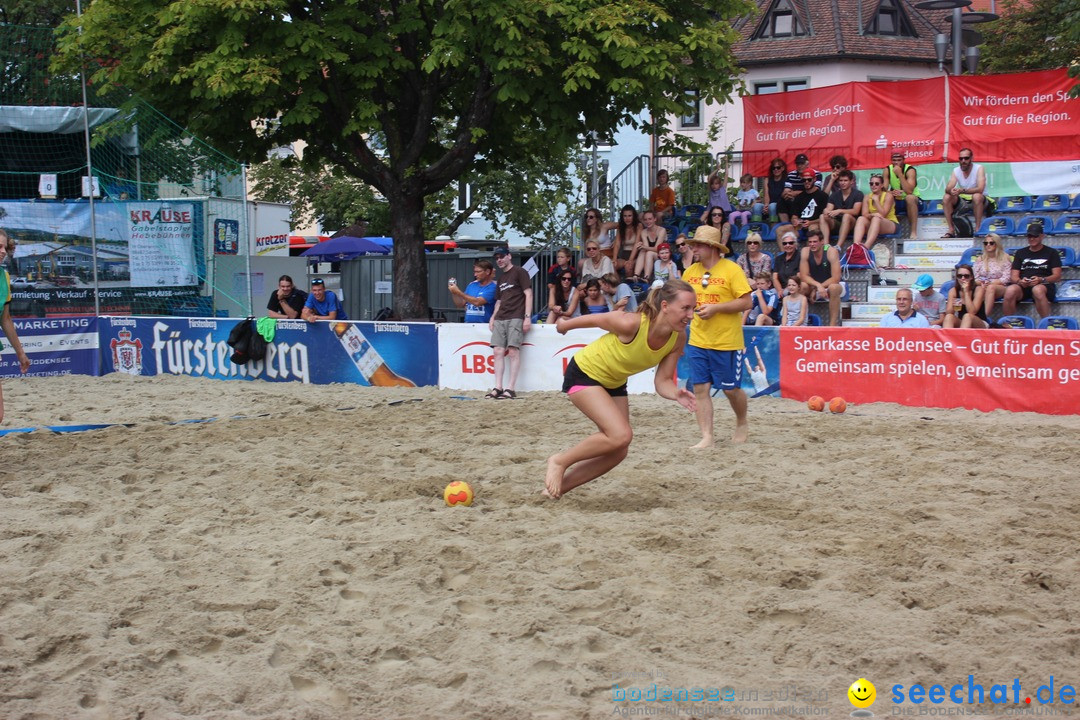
top-left (544, 455), bottom-right (566, 499)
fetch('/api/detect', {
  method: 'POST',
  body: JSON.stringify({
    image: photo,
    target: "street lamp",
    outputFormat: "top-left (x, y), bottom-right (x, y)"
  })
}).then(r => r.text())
top-left (916, 0), bottom-right (997, 75)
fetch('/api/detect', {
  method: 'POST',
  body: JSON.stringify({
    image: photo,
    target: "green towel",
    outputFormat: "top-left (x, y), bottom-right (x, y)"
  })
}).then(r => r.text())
top-left (256, 316), bottom-right (277, 342)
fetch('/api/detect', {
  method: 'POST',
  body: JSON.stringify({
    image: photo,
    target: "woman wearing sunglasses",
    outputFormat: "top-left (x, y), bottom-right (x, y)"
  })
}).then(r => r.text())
top-left (582, 208), bottom-right (618, 258)
top-left (547, 271), bottom-right (580, 323)
top-left (761, 158), bottom-right (787, 224)
top-left (545, 279), bottom-right (697, 499)
top-left (851, 173), bottom-right (898, 251)
top-left (942, 264), bottom-right (988, 329)
top-left (973, 233), bottom-right (1012, 319)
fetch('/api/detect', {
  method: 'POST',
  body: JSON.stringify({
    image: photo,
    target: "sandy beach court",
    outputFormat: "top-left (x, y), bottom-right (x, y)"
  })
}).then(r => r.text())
top-left (1, 374), bottom-right (1077, 718)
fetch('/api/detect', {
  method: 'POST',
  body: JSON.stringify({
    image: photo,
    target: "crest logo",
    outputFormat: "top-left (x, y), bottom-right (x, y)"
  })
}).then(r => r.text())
top-left (110, 329), bottom-right (143, 375)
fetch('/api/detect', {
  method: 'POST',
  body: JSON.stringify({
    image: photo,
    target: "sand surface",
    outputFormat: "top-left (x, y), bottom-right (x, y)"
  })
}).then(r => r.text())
top-left (1, 374), bottom-right (1078, 719)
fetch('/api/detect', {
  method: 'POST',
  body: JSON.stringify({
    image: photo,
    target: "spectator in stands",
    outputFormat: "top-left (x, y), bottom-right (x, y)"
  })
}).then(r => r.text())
top-left (613, 205), bottom-right (642, 275)
top-left (486, 246), bottom-right (532, 400)
top-left (730, 173), bottom-right (759, 227)
top-left (571, 278), bottom-right (612, 315)
top-left (632, 210), bottom-right (666, 281)
top-left (911, 273), bottom-right (946, 327)
top-left (0, 231), bottom-right (30, 424)
top-left (942, 148), bottom-right (986, 238)
top-left (578, 240), bottom-right (615, 287)
top-left (600, 272), bottom-right (638, 312)
top-left (852, 173), bottom-right (898, 250)
top-left (266, 275), bottom-right (308, 320)
top-left (880, 288), bottom-right (930, 328)
top-left (704, 167), bottom-right (733, 216)
top-left (821, 155), bottom-right (849, 195)
top-left (450, 259), bottom-right (497, 323)
top-left (650, 169), bottom-right (677, 221)
top-left (302, 278), bottom-right (347, 322)
top-left (736, 232), bottom-right (773, 280)
top-left (974, 233), bottom-right (1013, 318)
top-left (942, 264), bottom-right (988, 329)
top-left (780, 276), bottom-right (807, 326)
top-left (583, 208), bottom-right (618, 259)
top-left (772, 231), bottom-right (801, 295)
top-left (684, 225), bottom-right (752, 447)
top-left (777, 170), bottom-right (828, 241)
top-left (545, 247), bottom-right (576, 316)
top-left (820, 169), bottom-right (863, 251)
top-left (743, 271), bottom-right (778, 327)
top-left (778, 153), bottom-right (821, 224)
top-left (673, 234), bottom-right (695, 272)
top-left (798, 229), bottom-right (842, 326)
top-left (762, 158), bottom-right (788, 223)
top-left (1002, 222), bottom-right (1062, 319)
top-left (546, 269), bottom-right (579, 323)
top-left (884, 151), bottom-right (922, 239)
top-left (698, 206), bottom-right (733, 252)
top-left (652, 243), bottom-right (681, 284)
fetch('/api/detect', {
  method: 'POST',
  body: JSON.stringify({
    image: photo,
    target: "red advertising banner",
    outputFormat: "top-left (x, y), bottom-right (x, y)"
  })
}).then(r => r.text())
top-left (779, 327), bottom-right (1080, 416)
top-left (947, 69), bottom-right (1080, 162)
top-left (742, 69), bottom-right (1079, 175)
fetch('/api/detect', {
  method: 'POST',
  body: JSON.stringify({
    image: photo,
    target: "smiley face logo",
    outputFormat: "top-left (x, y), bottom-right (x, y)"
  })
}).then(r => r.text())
top-left (848, 678), bottom-right (876, 709)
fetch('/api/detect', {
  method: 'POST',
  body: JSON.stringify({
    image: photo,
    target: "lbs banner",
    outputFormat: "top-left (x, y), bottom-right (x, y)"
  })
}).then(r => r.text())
top-left (98, 317), bottom-right (438, 387)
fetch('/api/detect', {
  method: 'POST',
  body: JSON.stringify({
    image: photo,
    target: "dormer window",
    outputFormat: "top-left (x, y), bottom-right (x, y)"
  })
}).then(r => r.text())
top-left (866, 0), bottom-right (916, 36)
top-left (753, 0), bottom-right (807, 39)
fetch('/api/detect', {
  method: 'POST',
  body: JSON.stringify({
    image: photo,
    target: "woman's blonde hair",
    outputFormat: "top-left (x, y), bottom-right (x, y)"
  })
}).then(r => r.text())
top-left (640, 278), bottom-right (694, 322)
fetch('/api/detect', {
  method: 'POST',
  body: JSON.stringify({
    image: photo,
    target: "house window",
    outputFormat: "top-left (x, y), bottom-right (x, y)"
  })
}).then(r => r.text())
top-left (680, 90), bottom-right (702, 129)
top-left (753, 79), bottom-right (809, 95)
top-left (753, 0), bottom-right (807, 39)
top-left (866, 0), bottom-right (916, 36)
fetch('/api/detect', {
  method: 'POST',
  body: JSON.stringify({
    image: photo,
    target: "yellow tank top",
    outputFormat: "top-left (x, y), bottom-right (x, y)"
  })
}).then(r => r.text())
top-left (574, 314), bottom-right (678, 389)
top-left (868, 191), bottom-right (898, 224)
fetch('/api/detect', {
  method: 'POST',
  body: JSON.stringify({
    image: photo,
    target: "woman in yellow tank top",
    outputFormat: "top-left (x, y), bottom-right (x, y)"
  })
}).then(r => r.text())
top-left (543, 279), bottom-right (697, 499)
top-left (852, 173), bottom-right (898, 251)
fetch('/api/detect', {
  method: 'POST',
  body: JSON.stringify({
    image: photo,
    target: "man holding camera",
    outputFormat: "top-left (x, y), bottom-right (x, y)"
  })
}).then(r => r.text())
top-left (449, 259), bottom-right (497, 323)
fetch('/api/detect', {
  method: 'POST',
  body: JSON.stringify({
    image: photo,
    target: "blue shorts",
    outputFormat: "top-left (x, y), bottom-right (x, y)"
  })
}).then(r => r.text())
top-left (686, 345), bottom-right (744, 391)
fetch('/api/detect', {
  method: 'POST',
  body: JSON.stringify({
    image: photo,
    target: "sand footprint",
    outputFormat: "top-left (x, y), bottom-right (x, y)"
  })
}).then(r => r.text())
top-left (289, 675), bottom-right (350, 709)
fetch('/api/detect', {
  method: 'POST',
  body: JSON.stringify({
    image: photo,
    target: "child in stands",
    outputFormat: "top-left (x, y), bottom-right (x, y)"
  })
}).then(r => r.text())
top-left (780, 276), bottom-right (807, 326)
top-left (743, 271), bottom-right (778, 326)
top-left (729, 174), bottom-right (758, 227)
top-left (652, 243), bottom-right (681, 284)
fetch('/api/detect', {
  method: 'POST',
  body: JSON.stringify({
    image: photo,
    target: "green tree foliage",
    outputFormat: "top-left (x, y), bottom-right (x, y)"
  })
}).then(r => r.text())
top-left (980, 0), bottom-right (1080, 95)
top-left (0, 0), bottom-right (76, 27)
top-left (57, 0), bottom-right (750, 318)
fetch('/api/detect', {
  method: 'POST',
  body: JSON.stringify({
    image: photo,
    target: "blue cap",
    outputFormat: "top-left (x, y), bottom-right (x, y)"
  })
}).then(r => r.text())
top-left (311, 277), bottom-right (325, 286)
top-left (493, 246), bottom-right (510, 257)
top-left (911, 274), bottom-right (934, 291)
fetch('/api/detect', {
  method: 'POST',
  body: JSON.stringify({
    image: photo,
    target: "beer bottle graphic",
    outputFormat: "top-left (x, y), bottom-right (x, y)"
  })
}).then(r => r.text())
top-left (332, 322), bottom-right (416, 387)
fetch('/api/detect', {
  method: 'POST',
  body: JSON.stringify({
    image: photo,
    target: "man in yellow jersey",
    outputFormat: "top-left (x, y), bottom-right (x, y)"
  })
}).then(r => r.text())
top-left (683, 225), bottom-right (752, 447)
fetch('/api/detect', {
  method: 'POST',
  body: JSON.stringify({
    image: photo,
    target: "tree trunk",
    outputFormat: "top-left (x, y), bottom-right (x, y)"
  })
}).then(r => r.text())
top-left (389, 192), bottom-right (428, 320)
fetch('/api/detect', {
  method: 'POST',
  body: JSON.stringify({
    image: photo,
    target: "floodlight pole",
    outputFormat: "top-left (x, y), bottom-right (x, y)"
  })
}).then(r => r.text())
top-left (76, 0), bottom-right (101, 316)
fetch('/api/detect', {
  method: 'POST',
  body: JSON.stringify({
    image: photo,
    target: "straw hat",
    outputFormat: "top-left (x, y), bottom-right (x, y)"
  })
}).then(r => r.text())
top-left (689, 225), bottom-right (730, 255)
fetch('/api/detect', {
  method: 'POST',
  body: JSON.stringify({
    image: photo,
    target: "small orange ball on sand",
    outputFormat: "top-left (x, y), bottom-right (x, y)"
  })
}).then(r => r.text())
top-left (807, 396), bottom-right (825, 412)
top-left (829, 397), bottom-right (847, 414)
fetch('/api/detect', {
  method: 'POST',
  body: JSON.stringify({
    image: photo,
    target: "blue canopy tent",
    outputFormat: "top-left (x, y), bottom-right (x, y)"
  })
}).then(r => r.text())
top-left (300, 235), bottom-right (391, 261)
